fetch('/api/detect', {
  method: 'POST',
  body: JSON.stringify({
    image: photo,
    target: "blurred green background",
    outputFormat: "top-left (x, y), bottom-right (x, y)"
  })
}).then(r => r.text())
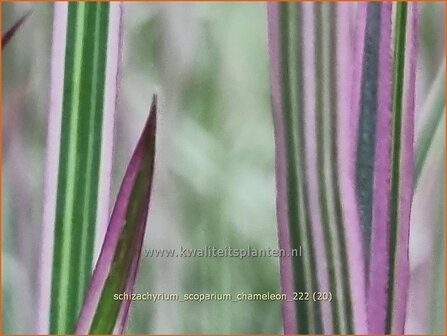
top-left (1, 2), bottom-right (445, 334)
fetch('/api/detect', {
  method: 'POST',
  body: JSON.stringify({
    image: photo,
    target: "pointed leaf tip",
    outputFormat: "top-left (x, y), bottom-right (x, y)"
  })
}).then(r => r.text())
top-left (147, 94), bottom-right (157, 135)
top-left (75, 95), bottom-right (157, 334)
top-left (2, 10), bottom-right (32, 48)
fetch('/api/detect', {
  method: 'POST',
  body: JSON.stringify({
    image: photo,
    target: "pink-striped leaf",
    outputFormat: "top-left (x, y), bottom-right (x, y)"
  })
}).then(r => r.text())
top-left (267, 2), bottom-right (418, 334)
top-left (75, 96), bottom-right (157, 334)
top-left (267, 3), bottom-right (367, 333)
top-left (363, 3), bottom-right (418, 333)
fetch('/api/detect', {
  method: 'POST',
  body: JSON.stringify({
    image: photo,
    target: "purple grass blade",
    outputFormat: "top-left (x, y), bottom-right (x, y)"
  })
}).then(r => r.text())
top-left (366, 3), bottom-right (418, 333)
top-left (366, 3), bottom-right (393, 334)
top-left (392, 4), bottom-right (418, 333)
top-left (75, 96), bottom-right (157, 334)
top-left (266, 4), bottom-right (297, 334)
top-left (268, 2), bottom-right (368, 333)
top-left (269, 2), bottom-right (417, 333)
top-left (2, 10), bottom-right (32, 48)
top-left (337, 3), bottom-right (368, 333)
top-left (301, 3), bottom-right (332, 333)
top-left (350, 3), bottom-right (368, 141)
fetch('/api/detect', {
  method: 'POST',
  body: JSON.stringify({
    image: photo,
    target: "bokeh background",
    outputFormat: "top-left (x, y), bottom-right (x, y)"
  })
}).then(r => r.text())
top-left (2, 2), bottom-right (445, 334)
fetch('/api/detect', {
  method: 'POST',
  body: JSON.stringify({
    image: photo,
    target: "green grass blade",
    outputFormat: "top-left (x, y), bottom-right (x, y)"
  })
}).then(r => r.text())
top-left (50, 4), bottom-right (109, 332)
top-left (37, 2), bottom-right (121, 333)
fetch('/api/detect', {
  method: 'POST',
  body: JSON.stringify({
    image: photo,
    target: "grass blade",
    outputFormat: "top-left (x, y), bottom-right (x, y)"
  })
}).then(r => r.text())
top-left (37, 2), bottom-right (121, 333)
top-left (389, 4), bottom-right (418, 332)
top-left (75, 96), bottom-right (157, 334)
top-left (357, 4), bottom-right (394, 332)
top-left (37, 3), bottom-right (68, 332)
top-left (266, 4), bottom-right (297, 333)
top-left (269, 2), bottom-right (419, 333)
top-left (268, 3), bottom-right (322, 332)
top-left (365, 3), bottom-right (418, 333)
top-left (355, 3), bottom-right (390, 258)
top-left (267, 3), bottom-right (367, 333)
top-left (336, 3), bottom-right (369, 334)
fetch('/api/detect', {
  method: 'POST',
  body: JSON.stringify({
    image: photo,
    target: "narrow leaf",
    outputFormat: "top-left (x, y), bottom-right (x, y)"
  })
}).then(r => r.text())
top-left (355, 3), bottom-right (390, 259)
top-left (37, 3), bottom-right (122, 333)
top-left (267, 3), bottom-right (367, 333)
top-left (357, 4), bottom-right (394, 329)
top-left (266, 4), bottom-right (297, 333)
top-left (2, 10), bottom-right (32, 48)
top-left (365, 2), bottom-right (418, 333)
top-left (75, 96), bottom-right (157, 335)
